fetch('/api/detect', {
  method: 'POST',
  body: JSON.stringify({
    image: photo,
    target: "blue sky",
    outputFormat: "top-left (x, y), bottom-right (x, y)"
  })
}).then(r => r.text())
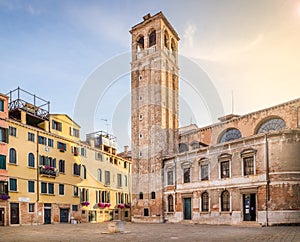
top-left (1, 0), bottom-right (300, 150)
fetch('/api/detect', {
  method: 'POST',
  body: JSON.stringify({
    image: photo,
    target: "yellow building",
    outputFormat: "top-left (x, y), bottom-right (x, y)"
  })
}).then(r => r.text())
top-left (3, 87), bottom-right (131, 225)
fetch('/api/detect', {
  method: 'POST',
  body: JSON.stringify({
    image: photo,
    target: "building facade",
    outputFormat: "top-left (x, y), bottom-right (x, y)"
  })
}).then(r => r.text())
top-left (131, 12), bottom-right (300, 225)
top-left (0, 87), bottom-right (131, 226)
top-left (130, 12), bottom-right (179, 222)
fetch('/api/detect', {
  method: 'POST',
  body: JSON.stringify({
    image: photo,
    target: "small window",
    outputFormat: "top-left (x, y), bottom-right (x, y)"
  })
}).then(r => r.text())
top-left (0, 155), bottom-right (6, 170)
top-left (97, 169), bottom-right (102, 182)
top-left (29, 203), bottom-right (35, 213)
top-left (139, 133), bottom-right (143, 139)
top-left (81, 147), bottom-right (86, 157)
top-left (48, 183), bottom-right (54, 195)
top-left (59, 184), bottom-right (64, 195)
top-left (244, 157), bottom-right (254, 176)
top-left (201, 192), bottom-right (209, 212)
top-left (151, 191), bottom-right (155, 199)
top-left (28, 132), bottom-right (35, 142)
top-left (221, 190), bottom-right (230, 212)
top-left (38, 136), bottom-right (47, 145)
top-left (168, 195), bottom-right (174, 212)
top-left (167, 170), bottom-right (173, 185)
top-left (220, 161), bottom-right (230, 178)
top-left (52, 120), bottom-right (62, 131)
top-left (41, 182), bottom-right (47, 194)
top-left (95, 152), bottom-right (102, 161)
top-left (59, 160), bottom-right (65, 173)
top-left (81, 165), bottom-right (86, 179)
top-left (28, 181), bottom-right (35, 193)
top-left (9, 126), bottom-right (17, 137)
top-left (48, 138), bottom-right (54, 147)
top-left (144, 208), bottom-right (149, 216)
top-left (28, 153), bottom-right (35, 168)
top-left (74, 186), bottom-right (79, 197)
top-left (9, 148), bottom-right (17, 164)
top-left (0, 181), bottom-right (8, 194)
top-left (117, 174), bottom-right (122, 187)
top-left (183, 167), bottom-right (190, 183)
top-left (0, 99), bottom-right (4, 112)
top-left (139, 192), bottom-right (143, 200)
top-left (139, 114), bottom-right (143, 120)
top-left (149, 29), bottom-right (156, 47)
top-left (105, 171), bottom-right (110, 186)
top-left (201, 164), bottom-right (209, 181)
top-left (73, 163), bottom-right (81, 176)
top-left (72, 205), bottom-right (78, 211)
top-left (9, 178), bottom-right (17, 191)
top-left (57, 142), bottom-right (66, 152)
top-left (70, 127), bottom-right (80, 138)
top-left (0, 128), bottom-right (8, 143)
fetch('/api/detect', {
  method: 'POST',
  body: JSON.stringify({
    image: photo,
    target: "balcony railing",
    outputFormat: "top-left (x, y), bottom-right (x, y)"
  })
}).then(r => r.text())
top-left (39, 165), bottom-right (57, 177)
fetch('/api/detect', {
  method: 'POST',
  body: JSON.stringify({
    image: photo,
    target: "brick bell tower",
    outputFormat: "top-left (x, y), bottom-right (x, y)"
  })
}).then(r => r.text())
top-left (130, 12), bottom-right (179, 222)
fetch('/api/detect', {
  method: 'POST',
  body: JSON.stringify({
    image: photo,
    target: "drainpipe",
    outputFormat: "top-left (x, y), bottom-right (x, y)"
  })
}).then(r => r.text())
top-left (265, 134), bottom-right (270, 226)
top-left (162, 158), bottom-right (165, 223)
top-left (36, 130), bottom-right (40, 225)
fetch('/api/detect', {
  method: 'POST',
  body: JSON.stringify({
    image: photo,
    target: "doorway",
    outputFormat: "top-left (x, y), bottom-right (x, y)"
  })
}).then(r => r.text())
top-left (60, 208), bottom-right (69, 223)
top-left (183, 198), bottom-right (191, 220)
top-left (44, 208), bottom-right (51, 224)
top-left (243, 194), bottom-right (256, 221)
top-left (0, 208), bottom-right (4, 226)
top-left (10, 203), bottom-right (19, 224)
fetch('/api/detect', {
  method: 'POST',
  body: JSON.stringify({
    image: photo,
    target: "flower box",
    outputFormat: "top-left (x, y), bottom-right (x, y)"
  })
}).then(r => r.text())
top-left (0, 194), bottom-right (10, 201)
top-left (118, 204), bottom-right (125, 209)
top-left (81, 201), bottom-right (90, 206)
top-left (125, 203), bottom-right (131, 208)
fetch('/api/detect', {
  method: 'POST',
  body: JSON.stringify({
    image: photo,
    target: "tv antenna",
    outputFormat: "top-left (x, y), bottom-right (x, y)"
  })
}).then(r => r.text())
top-left (101, 119), bottom-right (110, 134)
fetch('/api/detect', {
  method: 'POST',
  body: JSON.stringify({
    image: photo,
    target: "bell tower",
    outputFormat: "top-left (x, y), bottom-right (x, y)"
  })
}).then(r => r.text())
top-left (130, 12), bottom-right (179, 222)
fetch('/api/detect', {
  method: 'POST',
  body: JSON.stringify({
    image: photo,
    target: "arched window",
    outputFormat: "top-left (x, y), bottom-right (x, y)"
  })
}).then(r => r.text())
top-left (82, 165), bottom-right (87, 179)
top-left (9, 148), bottom-right (17, 164)
top-left (97, 169), bottom-right (102, 182)
top-left (137, 35), bottom-right (144, 52)
top-left (218, 128), bottom-right (242, 143)
top-left (179, 143), bottom-right (188, 153)
top-left (171, 38), bottom-right (176, 56)
top-left (164, 30), bottom-right (169, 49)
top-left (28, 153), bottom-right (35, 167)
top-left (168, 195), bottom-right (174, 212)
top-left (256, 117), bottom-right (286, 134)
top-left (149, 30), bottom-right (156, 47)
top-left (139, 192), bottom-right (143, 199)
top-left (151, 191), bottom-right (156, 199)
top-left (201, 192), bottom-right (209, 212)
top-left (221, 190), bottom-right (230, 211)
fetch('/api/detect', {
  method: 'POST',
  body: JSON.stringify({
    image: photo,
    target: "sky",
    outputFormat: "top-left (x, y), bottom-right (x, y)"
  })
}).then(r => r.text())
top-left (0, 0), bottom-right (300, 150)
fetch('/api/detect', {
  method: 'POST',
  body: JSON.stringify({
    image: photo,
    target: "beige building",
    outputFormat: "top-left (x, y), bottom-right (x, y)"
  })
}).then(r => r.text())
top-left (130, 12), bottom-right (300, 225)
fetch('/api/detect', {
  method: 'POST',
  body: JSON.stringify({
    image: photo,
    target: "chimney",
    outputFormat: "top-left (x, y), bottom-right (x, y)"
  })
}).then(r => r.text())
top-left (143, 13), bottom-right (151, 21)
top-left (124, 145), bottom-right (129, 153)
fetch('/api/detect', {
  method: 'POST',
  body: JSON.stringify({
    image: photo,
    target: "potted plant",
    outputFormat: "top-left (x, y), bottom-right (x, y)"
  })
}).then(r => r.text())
top-left (125, 203), bottom-right (131, 208)
top-left (98, 202), bottom-right (105, 208)
top-left (118, 204), bottom-right (125, 209)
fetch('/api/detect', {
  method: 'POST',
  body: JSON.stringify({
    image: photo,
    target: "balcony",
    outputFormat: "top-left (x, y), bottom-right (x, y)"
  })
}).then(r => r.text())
top-left (39, 166), bottom-right (57, 177)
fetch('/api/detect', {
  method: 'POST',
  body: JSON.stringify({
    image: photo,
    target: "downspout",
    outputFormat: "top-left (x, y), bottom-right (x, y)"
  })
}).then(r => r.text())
top-left (36, 130), bottom-right (40, 225)
top-left (162, 158), bottom-right (165, 223)
top-left (265, 134), bottom-right (270, 226)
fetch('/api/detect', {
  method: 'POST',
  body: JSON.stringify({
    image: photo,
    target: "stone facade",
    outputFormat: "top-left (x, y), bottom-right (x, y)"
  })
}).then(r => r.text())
top-left (130, 12), bottom-right (179, 222)
top-left (130, 12), bottom-right (300, 225)
top-left (164, 99), bottom-right (300, 225)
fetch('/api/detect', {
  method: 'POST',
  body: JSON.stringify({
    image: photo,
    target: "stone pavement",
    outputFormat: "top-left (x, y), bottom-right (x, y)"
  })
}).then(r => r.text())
top-left (0, 222), bottom-right (299, 242)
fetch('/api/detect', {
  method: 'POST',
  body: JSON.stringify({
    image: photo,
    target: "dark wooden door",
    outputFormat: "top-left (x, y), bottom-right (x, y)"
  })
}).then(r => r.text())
top-left (0, 208), bottom-right (4, 226)
top-left (44, 208), bottom-right (51, 224)
top-left (183, 198), bottom-right (191, 220)
top-left (60, 209), bottom-right (69, 223)
top-left (10, 203), bottom-right (19, 224)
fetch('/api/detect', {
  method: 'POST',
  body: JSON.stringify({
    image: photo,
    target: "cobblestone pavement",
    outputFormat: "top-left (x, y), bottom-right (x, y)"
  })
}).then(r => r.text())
top-left (0, 223), bottom-right (299, 242)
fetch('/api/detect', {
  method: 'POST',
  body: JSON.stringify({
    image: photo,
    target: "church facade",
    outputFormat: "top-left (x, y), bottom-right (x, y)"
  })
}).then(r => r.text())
top-left (130, 12), bottom-right (300, 225)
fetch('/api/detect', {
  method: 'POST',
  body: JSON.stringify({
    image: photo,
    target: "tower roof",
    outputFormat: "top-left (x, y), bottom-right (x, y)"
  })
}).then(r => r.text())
top-left (130, 11), bottom-right (180, 41)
